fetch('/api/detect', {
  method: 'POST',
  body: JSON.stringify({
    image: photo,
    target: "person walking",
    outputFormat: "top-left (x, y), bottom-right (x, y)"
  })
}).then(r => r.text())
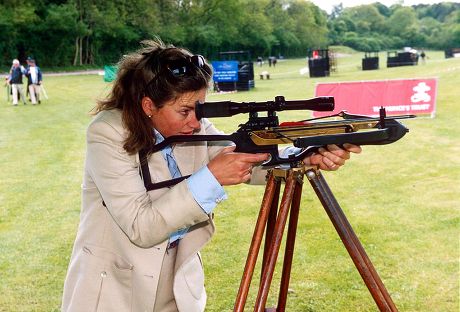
top-left (420, 50), bottom-right (427, 65)
top-left (25, 58), bottom-right (43, 104)
top-left (8, 59), bottom-right (26, 106)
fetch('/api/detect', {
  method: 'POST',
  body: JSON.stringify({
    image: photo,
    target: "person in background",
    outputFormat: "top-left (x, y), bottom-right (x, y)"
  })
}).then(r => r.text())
top-left (61, 39), bottom-right (361, 312)
top-left (8, 59), bottom-right (26, 106)
top-left (25, 57), bottom-right (43, 104)
top-left (420, 50), bottom-right (427, 64)
top-left (257, 56), bottom-right (263, 66)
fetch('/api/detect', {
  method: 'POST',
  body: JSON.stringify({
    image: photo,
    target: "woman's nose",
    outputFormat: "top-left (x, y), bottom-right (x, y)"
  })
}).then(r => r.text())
top-left (189, 112), bottom-right (201, 130)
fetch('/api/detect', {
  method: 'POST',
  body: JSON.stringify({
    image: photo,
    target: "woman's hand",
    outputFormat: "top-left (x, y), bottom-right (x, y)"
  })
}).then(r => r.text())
top-left (303, 143), bottom-right (362, 171)
top-left (207, 146), bottom-right (269, 185)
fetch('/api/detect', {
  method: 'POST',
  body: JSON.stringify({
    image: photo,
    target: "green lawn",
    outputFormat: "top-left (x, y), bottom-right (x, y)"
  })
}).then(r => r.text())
top-left (0, 51), bottom-right (458, 311)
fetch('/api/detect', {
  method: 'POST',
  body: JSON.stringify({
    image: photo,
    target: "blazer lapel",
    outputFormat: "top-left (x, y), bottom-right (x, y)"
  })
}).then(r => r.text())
top-left (173, 142), bottom-right (196, 177)
top-left (147, 150), bottom-right (172, 181)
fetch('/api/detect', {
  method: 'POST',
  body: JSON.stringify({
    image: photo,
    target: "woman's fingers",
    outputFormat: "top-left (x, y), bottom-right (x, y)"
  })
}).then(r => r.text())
top-left (343, 143), bottom-right (362, 154)
top-left (304, 144), bottom-right (361, 171)
top-left (208, 150), bottom-right (269, 185)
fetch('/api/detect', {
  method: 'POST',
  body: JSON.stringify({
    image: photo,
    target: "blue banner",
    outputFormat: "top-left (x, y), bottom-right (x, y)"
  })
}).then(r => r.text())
top-left (212, 61), bottom-right (238, 82)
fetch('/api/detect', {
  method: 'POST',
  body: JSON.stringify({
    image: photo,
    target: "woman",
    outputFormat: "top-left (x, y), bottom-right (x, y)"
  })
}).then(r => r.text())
top-left (62, 39), bottom-right (361, 312)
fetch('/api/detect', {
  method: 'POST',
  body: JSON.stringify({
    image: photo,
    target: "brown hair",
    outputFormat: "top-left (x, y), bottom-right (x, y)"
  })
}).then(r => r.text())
top-left (94, 38), bottom-right (212, 155)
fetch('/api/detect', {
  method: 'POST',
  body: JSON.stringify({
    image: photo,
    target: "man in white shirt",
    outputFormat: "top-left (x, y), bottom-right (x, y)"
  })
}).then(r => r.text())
top-left (8, 59), bottom-right (26, 106)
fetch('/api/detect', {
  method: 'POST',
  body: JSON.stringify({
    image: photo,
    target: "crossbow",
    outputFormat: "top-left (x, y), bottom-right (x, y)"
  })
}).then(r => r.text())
top-left (149, 95), bottom-right (413, 166)
top-left (141, 96), bottom-right (413, 189)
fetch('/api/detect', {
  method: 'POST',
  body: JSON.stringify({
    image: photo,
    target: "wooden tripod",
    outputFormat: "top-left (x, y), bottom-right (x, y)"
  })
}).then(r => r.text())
top-left (233, 167), bottom-right (398, 312)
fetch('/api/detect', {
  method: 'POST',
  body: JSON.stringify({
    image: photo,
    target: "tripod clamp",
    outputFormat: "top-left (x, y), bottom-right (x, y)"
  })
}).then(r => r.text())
top-left (270, 165), bottom-right (309, 183)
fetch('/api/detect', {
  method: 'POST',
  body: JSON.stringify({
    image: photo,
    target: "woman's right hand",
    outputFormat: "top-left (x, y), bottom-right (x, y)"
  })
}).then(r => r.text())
top-left (207, 146), bottom-right (269, 186)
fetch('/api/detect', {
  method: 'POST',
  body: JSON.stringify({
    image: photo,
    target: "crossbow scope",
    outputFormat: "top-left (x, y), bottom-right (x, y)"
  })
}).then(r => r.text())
top-left (195, 96), bottom-right (335, 119)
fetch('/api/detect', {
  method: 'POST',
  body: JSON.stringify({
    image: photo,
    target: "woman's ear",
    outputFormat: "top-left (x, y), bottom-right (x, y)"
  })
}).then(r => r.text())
top-left (141, 97), bottom-right (155, 117)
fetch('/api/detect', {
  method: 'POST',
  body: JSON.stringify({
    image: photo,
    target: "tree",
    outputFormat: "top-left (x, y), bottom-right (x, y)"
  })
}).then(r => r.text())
top-left (341, 5), bottom-right (385, 34)
top-left (2, 0), bottom-right (458, 67)
top-left (179, 0), bottom-right (246, 58)
top-left (386, 7), bottom-right (421, 47)
top-left (0, 1), bottom-right (39, 62)
top-left (433, 9), bottom-right (460, 48)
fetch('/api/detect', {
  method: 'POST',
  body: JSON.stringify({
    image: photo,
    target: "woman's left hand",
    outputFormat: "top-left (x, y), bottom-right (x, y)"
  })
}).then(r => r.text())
top-left (303, 143), bottom-right (362, 171)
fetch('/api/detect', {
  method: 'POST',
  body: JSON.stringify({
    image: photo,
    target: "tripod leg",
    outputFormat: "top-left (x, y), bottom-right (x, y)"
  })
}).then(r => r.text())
top-left (277, 177), bottom-right (303, 312)
top-left (306, 169), bottom-right (398, 312)
top-left (254, 171), bottom-right (298, 312)
top-left (234, 173), bottom-right (280, 312)
top-left (262, 182), bottom-right (280, 276)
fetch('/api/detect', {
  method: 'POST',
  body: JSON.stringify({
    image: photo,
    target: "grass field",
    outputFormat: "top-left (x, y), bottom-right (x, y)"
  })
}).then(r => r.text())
top-left (0, 50), bottom-right (459, 311)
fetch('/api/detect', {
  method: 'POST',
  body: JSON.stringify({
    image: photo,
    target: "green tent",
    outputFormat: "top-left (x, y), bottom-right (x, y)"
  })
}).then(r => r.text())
top-left (103, 65), bottom-right (117, 82)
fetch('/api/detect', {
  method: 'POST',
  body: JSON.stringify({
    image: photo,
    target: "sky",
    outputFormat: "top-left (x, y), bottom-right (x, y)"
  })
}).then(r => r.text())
top-left (309, 0), bottom-right (460, 13)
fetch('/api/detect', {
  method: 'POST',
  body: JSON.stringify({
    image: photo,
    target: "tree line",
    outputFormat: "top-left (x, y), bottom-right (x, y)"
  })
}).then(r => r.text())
top-left (1, 0), bottom-right (459, 67)
top-left (328, 2), bottom-right (460, 52)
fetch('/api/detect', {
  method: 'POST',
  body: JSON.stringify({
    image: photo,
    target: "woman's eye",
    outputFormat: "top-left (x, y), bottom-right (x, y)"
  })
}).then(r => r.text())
top-left (180, 110), bottom-right (190, 116)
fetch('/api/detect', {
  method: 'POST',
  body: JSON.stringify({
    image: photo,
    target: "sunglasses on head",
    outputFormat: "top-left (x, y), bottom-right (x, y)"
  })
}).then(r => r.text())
top-left (166, 55), bottom-right (206, 77)
top-left (144, 54), bottom-right (206, 92)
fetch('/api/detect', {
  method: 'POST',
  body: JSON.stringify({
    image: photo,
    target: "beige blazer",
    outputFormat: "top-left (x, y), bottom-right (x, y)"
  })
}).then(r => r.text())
top-left (62, 109), bottom-right (269, 312)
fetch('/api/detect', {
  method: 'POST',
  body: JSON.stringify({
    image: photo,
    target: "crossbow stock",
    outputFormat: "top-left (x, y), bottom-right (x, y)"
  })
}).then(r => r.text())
top-left (148, 96), bottom-right (414, 168)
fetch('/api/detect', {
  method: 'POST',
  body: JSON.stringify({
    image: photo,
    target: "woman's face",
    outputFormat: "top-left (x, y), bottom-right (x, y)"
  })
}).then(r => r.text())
top-left (149, 88), bottom-right (206, 138)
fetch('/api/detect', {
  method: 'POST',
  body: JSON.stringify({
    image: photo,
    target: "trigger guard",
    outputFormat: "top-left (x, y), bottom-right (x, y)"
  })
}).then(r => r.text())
top-left (261, 149), bottom-right (313, 167)
top-left (261, 154), bottom-right (273, 166)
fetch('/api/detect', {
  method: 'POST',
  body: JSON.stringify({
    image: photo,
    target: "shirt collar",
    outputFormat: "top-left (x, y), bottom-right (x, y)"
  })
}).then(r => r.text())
top-left (153, 129), bottom-right (172, 159)
top-left (153, 129), bottom-right (165, 144)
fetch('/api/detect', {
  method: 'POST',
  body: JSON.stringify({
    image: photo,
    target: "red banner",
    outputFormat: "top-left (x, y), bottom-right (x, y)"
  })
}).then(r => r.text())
top-left (314, 78), bottom-right (437, 117)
